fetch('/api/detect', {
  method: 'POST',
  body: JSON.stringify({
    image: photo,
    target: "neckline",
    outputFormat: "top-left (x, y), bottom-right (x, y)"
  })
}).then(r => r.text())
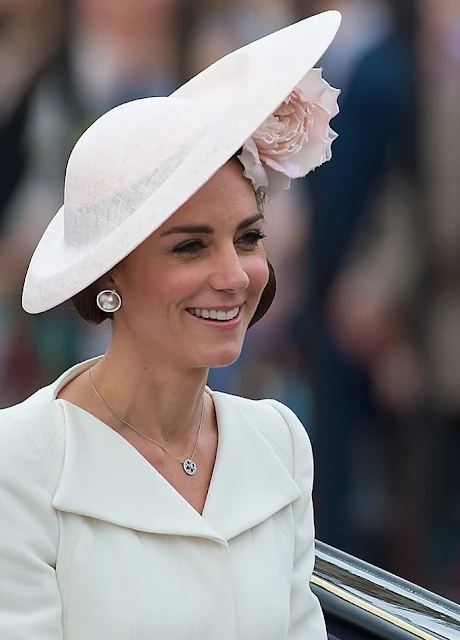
top-left (52, 355), bottom-right (215, 401)
top-left (52, 358), bottom-right (221, 518)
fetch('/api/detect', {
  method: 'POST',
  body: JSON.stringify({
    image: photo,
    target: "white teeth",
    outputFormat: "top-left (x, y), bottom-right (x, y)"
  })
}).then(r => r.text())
top-left (189, 307), bottom-right (240, 321)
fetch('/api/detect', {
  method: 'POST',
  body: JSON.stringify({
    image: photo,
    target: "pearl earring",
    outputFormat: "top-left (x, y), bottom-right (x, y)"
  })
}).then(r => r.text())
top-left (96, 289), bottom-right (122, 313)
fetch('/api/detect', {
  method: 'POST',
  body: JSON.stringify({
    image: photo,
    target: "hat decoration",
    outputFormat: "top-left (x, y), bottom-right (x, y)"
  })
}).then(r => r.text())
top-left (237, 67), bottom-right (340, 196)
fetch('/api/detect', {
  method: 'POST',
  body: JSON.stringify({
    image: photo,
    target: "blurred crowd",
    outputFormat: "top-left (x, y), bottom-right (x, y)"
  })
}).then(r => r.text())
top-left (1, 0), bottom-right (459, 601)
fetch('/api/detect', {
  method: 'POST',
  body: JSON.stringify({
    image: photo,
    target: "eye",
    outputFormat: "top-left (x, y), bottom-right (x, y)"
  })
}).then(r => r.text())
top-left (172, 239), bottom-right (205, 255)
top-left (238, 229), bottom-right (266, 247)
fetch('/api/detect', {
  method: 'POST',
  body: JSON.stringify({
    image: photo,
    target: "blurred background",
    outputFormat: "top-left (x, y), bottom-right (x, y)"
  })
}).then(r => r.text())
top-left (1, 0), bottom-right (459, 602)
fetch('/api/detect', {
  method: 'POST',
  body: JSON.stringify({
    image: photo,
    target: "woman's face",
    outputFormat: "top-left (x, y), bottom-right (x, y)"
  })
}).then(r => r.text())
top-left (110, 160), bottom-right (269, 370)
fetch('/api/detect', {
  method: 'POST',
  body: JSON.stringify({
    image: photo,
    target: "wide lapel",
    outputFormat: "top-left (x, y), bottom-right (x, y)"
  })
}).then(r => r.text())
top-left (50, 360), bottom-right (300, 544)
top-left (202, 390), bottom-right (301, 540)
top-left (52, 400), bottom-right (226, 544)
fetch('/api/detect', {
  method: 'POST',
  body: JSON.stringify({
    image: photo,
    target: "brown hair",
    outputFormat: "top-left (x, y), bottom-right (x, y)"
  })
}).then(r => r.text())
top-left (71, 189), bottom-right (276, 327)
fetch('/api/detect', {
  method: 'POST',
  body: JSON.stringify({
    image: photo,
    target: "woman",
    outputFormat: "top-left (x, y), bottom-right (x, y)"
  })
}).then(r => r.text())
top-left (0, 11), bottom-right (341, 640)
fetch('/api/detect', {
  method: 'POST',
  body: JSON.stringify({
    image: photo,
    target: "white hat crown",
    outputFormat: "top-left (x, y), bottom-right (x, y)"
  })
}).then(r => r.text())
top-left (63, 98), bottom-right (222, 249)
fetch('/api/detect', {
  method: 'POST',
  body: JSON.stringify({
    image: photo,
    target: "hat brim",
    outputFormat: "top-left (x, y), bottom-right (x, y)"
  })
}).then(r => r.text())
top-left (22, 10), bottom-right (341, 313)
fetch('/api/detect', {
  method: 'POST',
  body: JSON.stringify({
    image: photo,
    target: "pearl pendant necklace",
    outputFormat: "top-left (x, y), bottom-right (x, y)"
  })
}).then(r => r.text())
top-left (88, 368), bottom-right (204, 476)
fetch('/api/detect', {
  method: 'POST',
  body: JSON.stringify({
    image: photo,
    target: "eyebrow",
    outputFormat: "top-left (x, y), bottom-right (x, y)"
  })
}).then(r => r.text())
top-left (160, 213), bottom-right (264, 237)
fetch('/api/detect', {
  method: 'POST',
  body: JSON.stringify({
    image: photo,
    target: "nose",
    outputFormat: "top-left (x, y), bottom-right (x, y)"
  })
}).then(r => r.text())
top-left (208, 247), bottom-right (250, 293)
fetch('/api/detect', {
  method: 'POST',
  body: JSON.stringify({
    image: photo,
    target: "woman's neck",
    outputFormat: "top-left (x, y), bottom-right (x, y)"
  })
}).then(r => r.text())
top-left (90, 343), bottom-right (209, 447)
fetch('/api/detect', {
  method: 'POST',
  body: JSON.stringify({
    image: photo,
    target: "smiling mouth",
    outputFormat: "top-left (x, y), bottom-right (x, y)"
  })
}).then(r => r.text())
top-left (186, 306), bottom-right (241, 322)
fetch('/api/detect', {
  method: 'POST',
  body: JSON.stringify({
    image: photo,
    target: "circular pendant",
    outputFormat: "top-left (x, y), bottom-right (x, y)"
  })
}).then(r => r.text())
top-left (182, 459), bottom-right (197, 476)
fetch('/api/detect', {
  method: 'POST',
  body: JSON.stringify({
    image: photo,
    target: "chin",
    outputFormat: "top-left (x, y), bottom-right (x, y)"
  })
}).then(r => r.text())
top-left (200, 344), bottom-right (243, 369)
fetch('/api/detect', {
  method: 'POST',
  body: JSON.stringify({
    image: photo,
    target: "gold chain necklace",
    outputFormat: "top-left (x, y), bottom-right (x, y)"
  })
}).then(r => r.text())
top-left (87, 368), bottom-right (204, 476)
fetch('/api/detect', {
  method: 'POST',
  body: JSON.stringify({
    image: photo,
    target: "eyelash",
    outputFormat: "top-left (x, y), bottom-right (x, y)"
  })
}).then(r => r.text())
top-left (172, 230), bottom-right (266, 255)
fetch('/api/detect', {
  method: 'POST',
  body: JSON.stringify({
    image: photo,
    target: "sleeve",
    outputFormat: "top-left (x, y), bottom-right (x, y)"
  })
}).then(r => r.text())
top-left (264, 399), bottom-right (327, 640)
top-left (0, 417), bottom-right (63, 639)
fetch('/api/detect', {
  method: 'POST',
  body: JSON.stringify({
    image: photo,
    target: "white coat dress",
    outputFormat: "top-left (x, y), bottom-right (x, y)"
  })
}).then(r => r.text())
top-left (0, 359), bottom-right (327, 640)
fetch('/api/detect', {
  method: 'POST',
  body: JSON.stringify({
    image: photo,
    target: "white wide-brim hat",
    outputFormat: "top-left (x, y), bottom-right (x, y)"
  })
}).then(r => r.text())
top-left (22, 10), bottom-right (341, 314)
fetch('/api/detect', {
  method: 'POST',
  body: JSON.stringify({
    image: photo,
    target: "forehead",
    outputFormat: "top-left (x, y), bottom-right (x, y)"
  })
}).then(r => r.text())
top-left (163, 159), bottom-right (257, 227)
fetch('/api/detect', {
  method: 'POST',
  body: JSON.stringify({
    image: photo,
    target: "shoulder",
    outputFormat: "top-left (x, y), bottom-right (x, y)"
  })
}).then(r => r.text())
top-left (0, 386), bottom-right (66, 493)
top-left (0, 358), bottom-right (101, 453)
top-left (210, 390), bottom-right (313, 478)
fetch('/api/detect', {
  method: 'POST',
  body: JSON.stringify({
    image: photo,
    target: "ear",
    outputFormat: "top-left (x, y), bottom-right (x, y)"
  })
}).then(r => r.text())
top-left (95, 269), bottom-right (118, 292)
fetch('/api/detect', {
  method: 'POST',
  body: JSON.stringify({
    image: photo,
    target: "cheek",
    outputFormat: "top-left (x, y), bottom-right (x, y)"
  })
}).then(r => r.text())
top-left (247, 254), bottom-right (270, 295)
top-left (154, 269), bottom-right (203, 302)
top-left (124, 264), bottom-right (193, 302)
top-left (135, 269), bottom-right (206, 318)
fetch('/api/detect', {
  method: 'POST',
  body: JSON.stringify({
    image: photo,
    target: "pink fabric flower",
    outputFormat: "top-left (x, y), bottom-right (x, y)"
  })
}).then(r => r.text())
top-left (238, 68), bottom-right (340, 195)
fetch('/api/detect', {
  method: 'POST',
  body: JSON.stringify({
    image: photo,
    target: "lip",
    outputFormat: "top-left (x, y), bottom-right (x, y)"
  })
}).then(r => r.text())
top-left (186, 305), bottom-right (243, 329)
